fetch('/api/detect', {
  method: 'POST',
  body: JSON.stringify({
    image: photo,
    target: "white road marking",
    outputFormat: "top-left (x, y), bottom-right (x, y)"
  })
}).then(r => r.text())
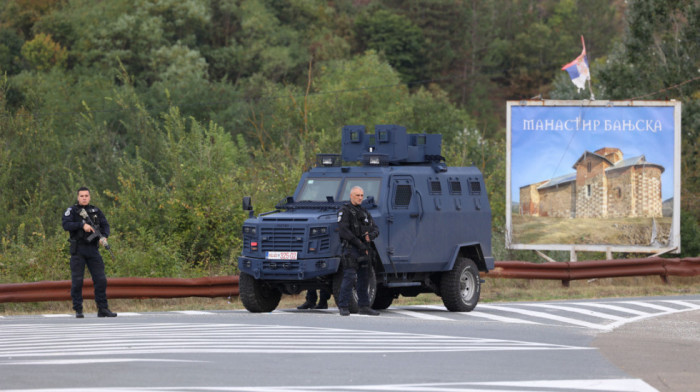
top-left (0, 378), bottom-right (658, 391)
top-left (477, 304), bottom-right (611, 330)
top-left (661, 299), bottom-right (700, 309)
top-left (420, 304), bottom-right (542, 324)
top-left (0, 323), bottom-right (587, 359)
top-left (571, 303), bottom-right (651, 316)
top-left (1, 358), bottom-right (204, 365)
top-left (174, 310), bottom-right (214, 315)
top-left (114, 312), bottom-right (142, 317)
top-left (386, 309), bottom-right (452, 321)
top-left (475, 378), bottom-right (658, 391)
top-left (523, 303), bottom-right (627, 321)
top-left (6, 299), bottom-right (700, 332)
top-left (623, 301), bottom-right (678, 312)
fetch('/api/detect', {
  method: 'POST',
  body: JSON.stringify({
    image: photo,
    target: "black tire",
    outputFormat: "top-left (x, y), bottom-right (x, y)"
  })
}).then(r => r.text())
top-left (371, 285), bottom-right (395, 310)
top-left (239, 273), bottom-right (282, 313)
top-left (440, 257), bottom-right (480, 312)
top-left (333, 264), bottom-right (377, 313)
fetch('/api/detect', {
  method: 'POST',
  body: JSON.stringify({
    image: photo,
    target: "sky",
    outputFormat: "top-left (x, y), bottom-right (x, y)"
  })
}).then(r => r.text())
top-left (510, 104), bottom-right (677, 203)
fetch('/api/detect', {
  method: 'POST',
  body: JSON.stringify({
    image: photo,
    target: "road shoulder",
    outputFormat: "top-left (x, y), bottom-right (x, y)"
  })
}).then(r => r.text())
top-left (592, 310), bottom-right (700, 392)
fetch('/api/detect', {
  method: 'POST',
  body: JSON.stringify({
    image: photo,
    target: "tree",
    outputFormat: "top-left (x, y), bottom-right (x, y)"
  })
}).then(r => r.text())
top-left (20, 33), bottom-right (67, 71)
top-left (0, 29), bottom-right (24, 75)
top-left (354, 8), bottom-right (426, 83)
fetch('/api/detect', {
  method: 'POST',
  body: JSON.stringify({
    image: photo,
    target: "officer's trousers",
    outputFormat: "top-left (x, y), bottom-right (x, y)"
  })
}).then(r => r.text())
top-left (70, 244), bottom-right (109, 311)
top-left (337, 262), bottom-right (370, 308)
top-left (305, 288), bottom-right (331, 303)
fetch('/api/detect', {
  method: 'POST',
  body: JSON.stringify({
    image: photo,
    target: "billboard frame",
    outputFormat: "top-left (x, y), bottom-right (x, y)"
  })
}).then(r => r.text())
top-left (506, 99), bottom-right (681, 255)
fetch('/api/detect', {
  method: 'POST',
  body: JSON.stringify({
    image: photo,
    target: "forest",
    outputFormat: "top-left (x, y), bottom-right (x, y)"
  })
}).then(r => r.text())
top-left (1, 0), bottom-right (699, 283)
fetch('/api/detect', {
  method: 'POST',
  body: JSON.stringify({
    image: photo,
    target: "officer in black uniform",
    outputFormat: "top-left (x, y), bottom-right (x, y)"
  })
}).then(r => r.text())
top-left (336, 186), bottom-right (380, 316)
top-left (62, 187), bottom-right (117, 318)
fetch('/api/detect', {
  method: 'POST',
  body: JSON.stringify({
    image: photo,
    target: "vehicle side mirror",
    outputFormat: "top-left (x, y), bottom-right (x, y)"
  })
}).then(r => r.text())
top-left (242, 196), bottom-right (254, 218)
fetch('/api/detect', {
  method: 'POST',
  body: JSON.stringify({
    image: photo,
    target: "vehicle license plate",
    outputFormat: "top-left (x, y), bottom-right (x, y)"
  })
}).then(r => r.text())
top-left (267, 251), bottom-right (297, 260)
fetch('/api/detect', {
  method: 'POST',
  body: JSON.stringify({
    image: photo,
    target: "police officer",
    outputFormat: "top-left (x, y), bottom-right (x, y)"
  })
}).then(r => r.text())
top-left (62, 187), bottom-right (117, 318)
top-left (336, 186), bottom-right (380, 316)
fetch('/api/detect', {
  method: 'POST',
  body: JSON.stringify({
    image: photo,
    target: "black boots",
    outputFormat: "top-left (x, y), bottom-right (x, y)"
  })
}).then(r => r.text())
top-left (76, 307), bottom-right (116, 317)
top-left (298, 300), bottom-right (329, 309)
top-left (97, 308), bottom-right (117, 317)
top-left (297, 301), bottom-right (315, 310)
top-left (339, 307), bottom-right (379, 316)
top-left (314, 299), bottom-right (328, 309)
top-left (358, 307), bottom-right (380, 316)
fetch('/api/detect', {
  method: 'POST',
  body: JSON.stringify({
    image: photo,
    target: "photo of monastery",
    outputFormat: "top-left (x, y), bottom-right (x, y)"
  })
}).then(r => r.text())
top-left (519, 147), bottom-right (664, 219)
top-left (512, 146), bottom-right (672, 247)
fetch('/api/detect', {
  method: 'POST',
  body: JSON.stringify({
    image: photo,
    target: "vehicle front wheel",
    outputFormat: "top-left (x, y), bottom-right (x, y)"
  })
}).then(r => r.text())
top-left (440, 257), bottom-right (480, 312)
top-left (239, 273), bottom-right (282, 313)
top-left (371, 285), bottom-right (395, 310)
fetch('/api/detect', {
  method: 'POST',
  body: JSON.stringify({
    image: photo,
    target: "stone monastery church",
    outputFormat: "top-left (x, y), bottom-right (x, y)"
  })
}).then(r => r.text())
top-left (519, 147), bottom-right (664, 219)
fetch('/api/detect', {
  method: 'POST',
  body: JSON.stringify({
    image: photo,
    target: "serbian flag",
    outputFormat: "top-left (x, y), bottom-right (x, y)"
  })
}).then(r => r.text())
top-left (561, 36), bottom-right (589, 91)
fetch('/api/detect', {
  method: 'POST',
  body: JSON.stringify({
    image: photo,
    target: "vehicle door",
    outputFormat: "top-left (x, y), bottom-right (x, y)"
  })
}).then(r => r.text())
top-left (386, 175), bottom-right (420, 263)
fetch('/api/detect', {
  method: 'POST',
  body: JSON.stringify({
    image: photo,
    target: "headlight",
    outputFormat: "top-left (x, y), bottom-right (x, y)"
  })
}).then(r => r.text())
top-left (310, 226), bottom-right (328, 236)
top-left (243, 226), bottom-right (256, 235)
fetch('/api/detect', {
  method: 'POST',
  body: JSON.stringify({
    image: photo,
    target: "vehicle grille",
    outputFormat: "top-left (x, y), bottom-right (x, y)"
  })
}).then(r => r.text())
top-left (260, 228), bottom-right (305, 251)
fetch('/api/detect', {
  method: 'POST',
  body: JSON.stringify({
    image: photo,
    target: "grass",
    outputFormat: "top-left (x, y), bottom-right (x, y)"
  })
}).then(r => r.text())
top-left (511, 215), bottom-right (672, 246)
top-left (2, 275), bottom-right (699, 316)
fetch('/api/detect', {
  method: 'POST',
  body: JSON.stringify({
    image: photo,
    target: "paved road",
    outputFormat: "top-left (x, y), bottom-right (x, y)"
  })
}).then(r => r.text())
top-left (1, 295), bottom-right (698, 392)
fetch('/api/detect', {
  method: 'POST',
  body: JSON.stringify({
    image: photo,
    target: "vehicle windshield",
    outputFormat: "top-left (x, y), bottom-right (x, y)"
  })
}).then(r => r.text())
top-left (297, 178), bottom-right (381, 202)
top-left (297, 179), bottom-right (342, 202)
top-left (340, 178), bottom-right (381, 202)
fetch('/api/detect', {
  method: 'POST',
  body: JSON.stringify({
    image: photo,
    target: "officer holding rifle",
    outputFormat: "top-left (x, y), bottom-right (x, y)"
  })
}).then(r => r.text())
top-left (62, 187), bottom-right (117, 318)
top-left (336, 186), bottom-right (380, 316)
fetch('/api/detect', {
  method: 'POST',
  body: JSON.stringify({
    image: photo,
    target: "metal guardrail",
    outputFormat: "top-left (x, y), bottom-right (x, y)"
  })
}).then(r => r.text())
top-left (0, 258), bottom-right (698, 303)
top-left (489, 257), bottom-right (700, 286)
top-left (0, 276), bottom-right (239, 303)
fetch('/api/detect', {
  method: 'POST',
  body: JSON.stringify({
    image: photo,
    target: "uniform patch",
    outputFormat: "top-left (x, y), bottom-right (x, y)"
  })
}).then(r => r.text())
top-left (337, 211), bottom-right (343, 222)
top-left (64, 207), bottom-right (72, 216)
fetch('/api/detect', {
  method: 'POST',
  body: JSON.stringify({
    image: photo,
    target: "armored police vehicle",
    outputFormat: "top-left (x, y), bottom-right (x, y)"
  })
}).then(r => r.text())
top-left (238, 125), bottom-right (494, 313)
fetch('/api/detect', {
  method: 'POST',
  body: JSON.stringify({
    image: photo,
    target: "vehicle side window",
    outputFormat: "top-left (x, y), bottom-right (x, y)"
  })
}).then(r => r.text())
top-left (429, 179), bottom-right (442, 195)
top-left (449, 180), bottom-right (462, 195)
top-left (468, 180), bottom-right (481, 195)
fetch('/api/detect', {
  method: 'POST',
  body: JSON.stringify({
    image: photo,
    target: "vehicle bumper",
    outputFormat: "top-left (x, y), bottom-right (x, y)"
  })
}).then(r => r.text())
top-left (237, 256), bottom-right (341, 280)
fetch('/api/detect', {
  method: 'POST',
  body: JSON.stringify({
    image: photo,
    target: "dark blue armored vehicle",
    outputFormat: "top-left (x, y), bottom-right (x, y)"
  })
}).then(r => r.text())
top-left (238, 125), bottom-right (494, 312)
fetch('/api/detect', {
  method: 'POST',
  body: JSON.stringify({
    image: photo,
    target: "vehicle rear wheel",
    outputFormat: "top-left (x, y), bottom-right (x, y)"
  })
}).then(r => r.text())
top-left (440, 257), bottom-right (480, 312)
top-left (371, 285), bottom-right (395, 310)
top-left (333, 264), bottom-right (376, 313)
top-left (239, 273), bottom-right (282, 313)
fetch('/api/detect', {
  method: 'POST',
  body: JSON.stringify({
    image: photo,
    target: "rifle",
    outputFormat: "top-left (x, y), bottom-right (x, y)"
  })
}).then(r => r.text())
top-left (79, 208), bottom-right (116, 261)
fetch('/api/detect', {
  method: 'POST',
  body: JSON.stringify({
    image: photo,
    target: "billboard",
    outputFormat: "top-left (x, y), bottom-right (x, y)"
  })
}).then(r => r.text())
top-left (506, 100), bottom-right (681, 254)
